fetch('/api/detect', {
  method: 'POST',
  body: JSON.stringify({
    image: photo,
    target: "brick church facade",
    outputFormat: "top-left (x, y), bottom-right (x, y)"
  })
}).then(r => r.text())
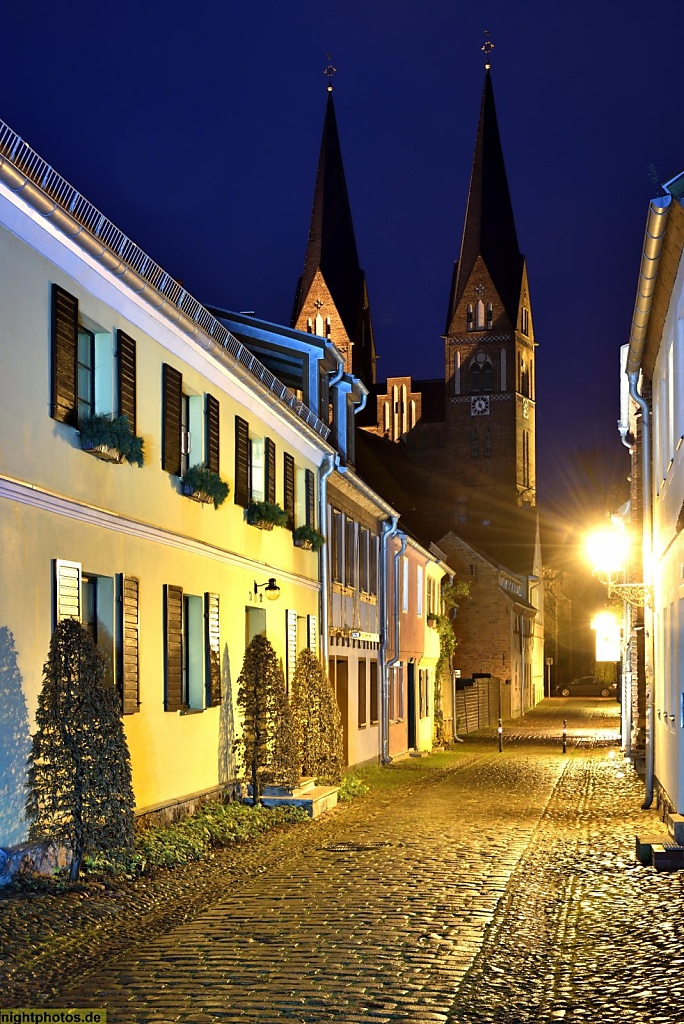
top-left (293, 67), bottom-right (545, 711)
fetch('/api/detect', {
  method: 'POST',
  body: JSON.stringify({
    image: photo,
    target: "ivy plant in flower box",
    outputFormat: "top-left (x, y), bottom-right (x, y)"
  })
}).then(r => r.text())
top-left (292, 524), bottom-right (325, 552)
top-left (181, 463), bottom-right (230, 509)
top-left (246, 500), bottom-right (289, 531)
top-left (79, 414), bottom-right (144, 467)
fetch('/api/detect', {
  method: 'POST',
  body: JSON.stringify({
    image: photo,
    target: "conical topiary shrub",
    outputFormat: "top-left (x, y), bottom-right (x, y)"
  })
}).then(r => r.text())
top-left (235, 634), bottom-right (299, 804)
top-left (26, 619), bottom-right (135, 880)
top-left (290, 648), bottom-right (343, 785)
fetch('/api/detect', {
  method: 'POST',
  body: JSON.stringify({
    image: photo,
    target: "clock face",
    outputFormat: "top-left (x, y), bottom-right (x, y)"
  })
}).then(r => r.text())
top-left (471, 396), bottom-right (490, 416)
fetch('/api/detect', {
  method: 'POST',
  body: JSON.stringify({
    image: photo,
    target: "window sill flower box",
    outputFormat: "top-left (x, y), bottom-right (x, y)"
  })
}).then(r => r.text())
top-left (246, 501), bottom-right (288, 530)
top-left (182, 484), bottom-right (214, 505)
top-left (181, 464), bottom-right (229, 510)
top-left (82, 441), bottom-right (124, 464)
top-left (292, 524), bottom-right (325, 552)
top-left (79, 414), bottom-right (144, 467)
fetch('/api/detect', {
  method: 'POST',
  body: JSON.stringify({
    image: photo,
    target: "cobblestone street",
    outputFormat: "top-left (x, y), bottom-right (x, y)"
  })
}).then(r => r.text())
top-left (3, 700), bottom-right (683, 1024)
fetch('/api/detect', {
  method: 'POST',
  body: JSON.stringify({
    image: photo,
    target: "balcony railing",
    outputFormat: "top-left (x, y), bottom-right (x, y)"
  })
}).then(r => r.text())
top-left (0, 119), bottom-right (330, 441)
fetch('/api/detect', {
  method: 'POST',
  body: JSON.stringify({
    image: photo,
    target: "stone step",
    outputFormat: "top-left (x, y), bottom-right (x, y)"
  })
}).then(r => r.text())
top-left (635, 833), bottom-right (671, 866)
top-left (258, 785), bottom-right (339, 819)
top-left (666, 812), bottom-right (684, 844)
top-left (651, 843), bottom-right (684, 872)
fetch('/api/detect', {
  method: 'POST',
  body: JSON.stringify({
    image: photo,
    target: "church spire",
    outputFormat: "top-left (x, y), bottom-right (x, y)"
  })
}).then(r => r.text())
top-left (292, 77), bottom-right (376, 384)
top-left (446, 68), bottom-right (524, 332)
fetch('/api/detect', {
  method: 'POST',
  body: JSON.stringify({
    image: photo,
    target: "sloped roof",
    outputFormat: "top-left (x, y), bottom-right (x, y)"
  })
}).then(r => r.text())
top-left (446, 70), bottom-right (524, 330)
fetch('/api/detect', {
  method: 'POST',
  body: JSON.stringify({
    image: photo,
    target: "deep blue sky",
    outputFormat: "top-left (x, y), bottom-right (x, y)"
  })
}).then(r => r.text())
top-left (2, 1), bottom-right (679, 511)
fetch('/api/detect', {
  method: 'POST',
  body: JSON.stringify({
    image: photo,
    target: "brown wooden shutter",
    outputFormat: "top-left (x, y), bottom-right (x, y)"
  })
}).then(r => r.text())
top-left (307, 614), bottom-right (317, 654)
top-left (51, 284), bottom-right (78, 425)
top-left (286, 608), bottom-right (297, 693)
top-left (305, 469), bottom-right (315, 527)
top-left (120, 574), bottom-right (140, 715)
top-left (164, 584), bottom-right (183, 712)
top-left (54, 559), bottom-right (81, 623)
top-left (117, 330), bottom-right (137, 434)
top-left (234, 416), bottom-right (250, 507)
top-left (162, 364), bottom-right (182, 475)
top-left (206, 394), bottom-right (220, 474)
top-left (205, 592), bottom-right (221, 706)
top-left (283, 453), bottom-right (295, 530)
top-left (265, 437), bottom-right (276, 504)
top-left (370, 535), bottom-right (378, 596)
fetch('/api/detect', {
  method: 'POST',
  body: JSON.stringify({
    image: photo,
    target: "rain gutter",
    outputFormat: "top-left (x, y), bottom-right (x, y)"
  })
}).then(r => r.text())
top-left (379, 516), bottom-right (400, 764)
top-left (318, 453), bottom-right (338, 666)
top-left (384, 531), bottom-right (407, 759)
top-left (625, 194), bottom-right (671, 810)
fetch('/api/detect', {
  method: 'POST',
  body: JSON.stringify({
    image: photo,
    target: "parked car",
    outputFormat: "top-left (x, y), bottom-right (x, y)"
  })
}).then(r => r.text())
top-left (555, 675), bottom-right (617, 698)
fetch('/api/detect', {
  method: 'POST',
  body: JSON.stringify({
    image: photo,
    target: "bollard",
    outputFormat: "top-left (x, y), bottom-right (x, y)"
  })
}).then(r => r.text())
top-left (562, 718), bottom-right (567, 754)
top-left (498, 717), bottom-right (503, 753)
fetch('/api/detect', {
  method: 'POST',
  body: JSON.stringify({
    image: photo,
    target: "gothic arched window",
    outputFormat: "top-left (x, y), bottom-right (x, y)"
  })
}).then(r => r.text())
top-left (471, 427), bottom-right (479, 458)
top-left (470, 364), bottom-right (481, 393)
top-left (482, 362), bottom-right (494, 392)
top-left (467, 304), bottom-right (474, 331)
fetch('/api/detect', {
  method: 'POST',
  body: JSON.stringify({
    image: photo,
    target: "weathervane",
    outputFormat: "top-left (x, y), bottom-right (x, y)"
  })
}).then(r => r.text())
top-left (324, 54), bottom-right (337, 91)
top-left (481, 29), bottom-right (494, 70)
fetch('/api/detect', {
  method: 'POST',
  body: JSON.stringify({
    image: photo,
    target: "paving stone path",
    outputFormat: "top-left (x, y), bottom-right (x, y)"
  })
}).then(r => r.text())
top-left (4, 702), bottom-right (683, 1023)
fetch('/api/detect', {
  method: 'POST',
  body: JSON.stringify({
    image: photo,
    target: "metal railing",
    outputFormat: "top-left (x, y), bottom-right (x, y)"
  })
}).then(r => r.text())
top-left (0, 119), bottom-right (330, 441)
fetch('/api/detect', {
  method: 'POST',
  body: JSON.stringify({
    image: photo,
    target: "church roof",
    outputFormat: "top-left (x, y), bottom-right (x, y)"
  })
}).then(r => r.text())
top-left (446, 70), bottom-right (524, 330)
top-left (291, 89), bottom-right (365, 344)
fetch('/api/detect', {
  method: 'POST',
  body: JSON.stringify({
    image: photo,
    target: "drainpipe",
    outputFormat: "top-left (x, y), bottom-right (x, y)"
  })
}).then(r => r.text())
top-left (379, 516), bottom-right (400, 763)
top-left (629, 373), bottom-right (654, 808)
top-left (624, 194), bottom-right (670, 810)
top-left (384, 531), bottom-right (407, 761)
top-left (318, 453), bottom-right (338, 667)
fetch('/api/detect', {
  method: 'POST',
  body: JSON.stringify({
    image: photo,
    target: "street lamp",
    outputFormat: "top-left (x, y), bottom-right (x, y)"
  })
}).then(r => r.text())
top-left (254, 578), bottom-right (280, 602)
top-left (585, 524), bottom-right (652, 608)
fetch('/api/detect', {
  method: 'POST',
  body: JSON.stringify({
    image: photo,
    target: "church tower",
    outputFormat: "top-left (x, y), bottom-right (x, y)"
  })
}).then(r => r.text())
top-left (292, 79), bottom-right (376, 385)
top-left (444, 65), bottom-right (536, 519)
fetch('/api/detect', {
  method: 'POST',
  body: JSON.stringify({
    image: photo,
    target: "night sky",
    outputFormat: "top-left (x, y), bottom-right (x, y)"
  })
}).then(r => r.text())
top-left (2, 1), bottom-right (679, 517)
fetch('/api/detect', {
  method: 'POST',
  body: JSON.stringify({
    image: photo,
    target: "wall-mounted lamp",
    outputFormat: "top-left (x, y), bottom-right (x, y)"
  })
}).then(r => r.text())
top-left (254, 578), bottom-right (280, 602)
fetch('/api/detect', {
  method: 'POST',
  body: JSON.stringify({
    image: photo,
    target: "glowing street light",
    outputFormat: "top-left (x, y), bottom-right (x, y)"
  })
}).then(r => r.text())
top-left (584, 522), bottom-right (651, 608)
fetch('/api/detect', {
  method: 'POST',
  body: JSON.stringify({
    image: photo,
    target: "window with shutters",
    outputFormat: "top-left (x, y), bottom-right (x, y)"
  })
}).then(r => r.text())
top-left (163, 365), bottom-right (220, 480)
top-left (164, 585), bottom-right (221, 712)
top-left (359, 528), bottom-right (370, 593)
top-left (401, 557), bottom-right (409, 614)
top-left (417, 565), bottom-right (424, 617)
top-left (54, 560), bottom-right (138, 711)
top-left (234, 416), bottom-right (276, 506)
top-left (346, 519), bottom-right (357, 589)
top-left (51, 284), bottom-right (136, 431)
top-left (369, 535), bottom-right (379, 597)
top-left (284, 454), bottom-right (296, 530)
top-left (331, 510), bottom-right (344, 583)
top-left (293, 463), bottom-right (315, 531)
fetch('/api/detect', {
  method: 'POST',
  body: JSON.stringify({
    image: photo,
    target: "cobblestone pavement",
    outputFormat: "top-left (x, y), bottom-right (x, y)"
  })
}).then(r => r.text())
top-left (3, 701), bottom-right (682, 1024)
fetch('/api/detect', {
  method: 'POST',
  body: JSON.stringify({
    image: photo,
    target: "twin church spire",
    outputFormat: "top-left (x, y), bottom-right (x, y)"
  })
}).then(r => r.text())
top-left (293, 58), bottom-right (525, 383)
top-left (446, 69), bottom-right (524, 334)
top-left (291, 84), bottom-right (376, 384)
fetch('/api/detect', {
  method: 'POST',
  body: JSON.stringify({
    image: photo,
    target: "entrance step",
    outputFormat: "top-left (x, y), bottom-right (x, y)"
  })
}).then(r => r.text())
top-left (651, 842), bottom-right (684, 872)
top-left (259, 785), bottom-right (339, 819)
top-left (666, 812), bottom-right (684, 844)
top-left (635, 832), bottom-right (671, 866)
